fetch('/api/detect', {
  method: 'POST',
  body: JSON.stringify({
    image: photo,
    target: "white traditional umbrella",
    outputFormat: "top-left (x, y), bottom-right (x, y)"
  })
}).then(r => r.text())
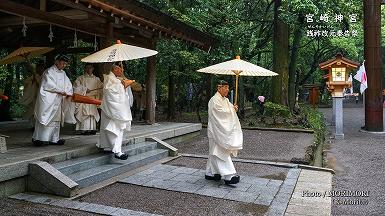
top-left (81, 40), bottom-right (158, 63)
top-left (0, 47), bottom-right (54, 65)
top-left (197, 56), bottom-right (278, 105)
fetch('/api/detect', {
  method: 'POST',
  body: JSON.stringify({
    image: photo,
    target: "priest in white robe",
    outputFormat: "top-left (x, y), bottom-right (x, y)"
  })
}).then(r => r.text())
top-left (32, 54), bottom-right (76, 146)
top-left (97, 63), bottom-right (133, 160)
top-left (206, 80), bottom-right (243, 184)
top-left (19, 63), bottom-right (45, 127)
top-left (73, 63), bottom-right (103, 135)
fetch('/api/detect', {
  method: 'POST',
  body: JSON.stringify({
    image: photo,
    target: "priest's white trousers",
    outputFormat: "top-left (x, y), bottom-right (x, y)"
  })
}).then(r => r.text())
top-left (76, 116), bottom-right (97, 131)
top-left (32, 107), bottom-right (61, 142)
top-left (97, 111), bottom-right (123, 154)
top-left (206, 138), bottom-right (236, 176)
top-left (32, 121), bottom-right (60, 142)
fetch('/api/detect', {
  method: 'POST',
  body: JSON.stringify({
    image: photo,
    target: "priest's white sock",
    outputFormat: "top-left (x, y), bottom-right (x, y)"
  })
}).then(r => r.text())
top-left (116, 152), bottom-right (123, 157)
top-left (206, 171), bottom-right (214, 177)
top-left (224, 174), bottom-right (236, 180)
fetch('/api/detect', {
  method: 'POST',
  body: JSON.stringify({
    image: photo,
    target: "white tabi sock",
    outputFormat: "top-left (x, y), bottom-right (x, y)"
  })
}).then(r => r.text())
top-left (224, 174), bottom-right (236, 180)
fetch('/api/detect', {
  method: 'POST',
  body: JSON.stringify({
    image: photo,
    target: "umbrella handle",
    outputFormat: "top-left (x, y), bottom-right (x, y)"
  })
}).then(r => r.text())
top-left (234, 74), bottom-right (239, 106)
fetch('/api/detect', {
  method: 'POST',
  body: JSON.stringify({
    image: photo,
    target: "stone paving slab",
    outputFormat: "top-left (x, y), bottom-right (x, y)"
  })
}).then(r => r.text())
top-left (9, 193), bottom-right (160, 216)
top-left (218, 181), bottom-right (252, 192)
top-left (79, 203), bottom-right (119, 215)
top-left (195, 185), bottom-right (232, 198)
top-left (223, 190), bottom-right (257, 203)
top-left (284, 169), bottom-right (333, 216)
top-left (142, 179), bottom-right (180, 190)
top-left (172, 181), bottom-right (204, 193)
top-left (170, 173), bottom-right (202, 184)
top-left (119, 164), bottom-right (289, 207)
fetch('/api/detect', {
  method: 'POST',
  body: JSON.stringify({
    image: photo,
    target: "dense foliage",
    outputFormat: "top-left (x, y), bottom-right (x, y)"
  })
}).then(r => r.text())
top-left (1, 0), bottom-right (384, 120)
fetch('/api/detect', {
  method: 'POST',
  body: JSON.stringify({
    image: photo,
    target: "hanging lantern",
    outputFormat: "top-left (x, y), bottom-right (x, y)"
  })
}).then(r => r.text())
top-left (73, 29), bottom-right (78, 47)
top-left (48, 24), bottom-right (54, 42)
top-left (22, 17), bottom-right (27, 37)
top-left (94, 35), bottom-right (98, 51)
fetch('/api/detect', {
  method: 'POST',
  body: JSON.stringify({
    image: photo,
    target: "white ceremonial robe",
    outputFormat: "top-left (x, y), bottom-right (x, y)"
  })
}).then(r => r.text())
top-left (97, 72), bottom-right (133, 154)
top-left (19, 74), bottom-right (41, 125)
top-left (73, 74), bottom-right (103, 131)
top-left (206, 92), bottom-right (243, 177)
top-left (32, 65), bottom-right (75, 142)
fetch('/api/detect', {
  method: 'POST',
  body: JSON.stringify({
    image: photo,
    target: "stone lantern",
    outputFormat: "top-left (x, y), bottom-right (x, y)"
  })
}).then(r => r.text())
top-left (319, 53), bottom-right (360, 139)
top-left (320, 53), bottom-right (360, 97)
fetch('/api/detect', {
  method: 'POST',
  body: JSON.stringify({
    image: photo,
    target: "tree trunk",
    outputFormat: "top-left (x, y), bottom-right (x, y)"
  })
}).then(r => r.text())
top-left (145, 39), bottom-right (157, 124)
top-left (167, 71), bottom-right (176, 120)
top-left (271, 0), bottom-right (289, 105)
top-left (364, 0), bottom-right (383, 131)
top-left (288, 16), bottom-right (304, 111)
top-left (98, 22), bottom-right (114, 78)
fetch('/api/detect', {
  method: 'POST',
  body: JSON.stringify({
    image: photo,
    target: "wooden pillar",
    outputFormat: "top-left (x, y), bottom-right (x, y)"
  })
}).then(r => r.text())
top-left (97, 22), bottom-right (113, 78)
top-left (145, 39), bottom-right (157, 124)
top-left (364, 0), bottom-right (383, 131)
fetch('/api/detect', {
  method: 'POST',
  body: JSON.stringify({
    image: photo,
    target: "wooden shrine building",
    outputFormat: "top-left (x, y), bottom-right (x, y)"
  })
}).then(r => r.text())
top-left (0, 0), bottom-right (217, 124)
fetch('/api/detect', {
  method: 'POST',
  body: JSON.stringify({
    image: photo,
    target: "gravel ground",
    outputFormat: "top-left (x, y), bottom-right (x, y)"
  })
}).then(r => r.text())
top-left (321, 107), bottom-right (385, 215)
top-left (166, 156), bottom-right (289, 181)
top-left (77, 183), bottom-right (268, 216)
top-left (172, 128), bottom-right (313, 162)
top-left (0, 198), bottom-right (102, 216)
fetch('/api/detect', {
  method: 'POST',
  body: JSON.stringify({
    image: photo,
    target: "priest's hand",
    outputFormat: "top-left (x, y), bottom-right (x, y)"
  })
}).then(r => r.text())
top-left (121, 80), bottom-right (127, 88)
top-left (234, 105), bottom-right (238, 112)
top-left (121, 79), bottom-right (135, 88)
top-left (58, 92), bottom-right (72, 98)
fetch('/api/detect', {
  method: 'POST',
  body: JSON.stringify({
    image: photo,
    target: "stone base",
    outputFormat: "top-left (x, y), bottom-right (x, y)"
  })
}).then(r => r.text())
top-left (334, 133), bottom-right (344, 140)
top-left (359, 129), bottom-right (385, 134)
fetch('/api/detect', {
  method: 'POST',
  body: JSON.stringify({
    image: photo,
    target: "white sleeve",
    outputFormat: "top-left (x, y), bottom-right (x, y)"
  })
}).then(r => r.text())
top-left (126, 86), bottom-right (134, 107)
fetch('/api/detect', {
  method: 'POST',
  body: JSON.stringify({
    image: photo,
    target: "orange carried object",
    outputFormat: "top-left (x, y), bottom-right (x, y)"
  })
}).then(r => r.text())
top-left (71, 93), bottom-right (101, 105)
top-left (0, 95), bottom-right (8, 100)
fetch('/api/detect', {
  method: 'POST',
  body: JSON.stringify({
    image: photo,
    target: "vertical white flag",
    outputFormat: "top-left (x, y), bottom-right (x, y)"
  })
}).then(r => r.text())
top-left (353, 62), bottom-right (367, 93)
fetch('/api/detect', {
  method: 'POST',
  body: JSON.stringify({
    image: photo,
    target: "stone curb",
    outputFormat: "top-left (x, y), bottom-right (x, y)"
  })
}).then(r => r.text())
top-left (9, 193), bottom-right (161, 216)
top-left (265, 168), bottom-right (301, 216)
top-left (180, 154), bottom-right (335, 174)
top-left (201, 124), bottom-right (314, 133)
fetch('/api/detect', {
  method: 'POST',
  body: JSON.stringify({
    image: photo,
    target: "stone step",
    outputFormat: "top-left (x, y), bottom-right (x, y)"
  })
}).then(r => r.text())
top-left (68, 149), bottom-right (169, 188)
top-left (53, 141), bottom-right (158, 176)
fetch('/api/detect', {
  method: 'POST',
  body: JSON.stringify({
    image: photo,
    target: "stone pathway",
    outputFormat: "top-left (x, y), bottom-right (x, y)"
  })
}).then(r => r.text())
top-left (321, 107), bottom-right (385, 215)
top-left (8, 163), bottom-right (333, 216)
top-left (119, 164), bottom-right (303, 215)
